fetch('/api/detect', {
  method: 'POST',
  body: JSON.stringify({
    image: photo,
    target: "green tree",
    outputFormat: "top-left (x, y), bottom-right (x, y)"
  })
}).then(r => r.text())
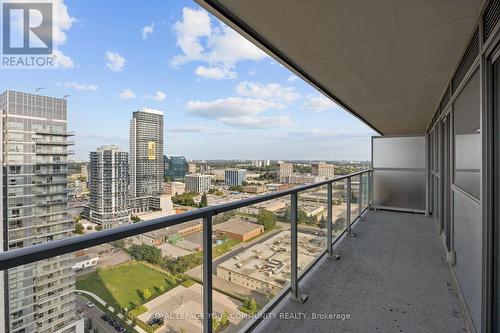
top-left (333, 217), bottom-right (346, 234)
top-left (129, 244), bottom-right (163, 265)
top-left (171, 192), bottom-right (198, 207)
top-left (283, 206), bottom-right (310, 224)
top-left (199, 193), bottom-right (208, 208)
top-left (257, 209), bottom-right (276, 230)
top-left (74, 222), bottom-right (84, 234)
top-left (131, 215), bottom-right (141, 223)
top-left (95, 225), bottom-right (103, 231)
top-left (228, 185), bottom-right (243, 192)
top-left (241, 297), bottom-right (258, 315)
top-left (318, 215), bottom-right (327, 230)
top-left (141, 288), bottom-right (152, 300)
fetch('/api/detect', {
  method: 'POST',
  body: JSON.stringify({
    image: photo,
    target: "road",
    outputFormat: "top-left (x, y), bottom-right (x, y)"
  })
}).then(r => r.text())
top-left (76, 294), bottom-right (116, 333)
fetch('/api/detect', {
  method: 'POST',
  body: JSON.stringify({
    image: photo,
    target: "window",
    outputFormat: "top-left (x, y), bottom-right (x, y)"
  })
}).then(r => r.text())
top-left (453, 69), bottom-right (480, 199)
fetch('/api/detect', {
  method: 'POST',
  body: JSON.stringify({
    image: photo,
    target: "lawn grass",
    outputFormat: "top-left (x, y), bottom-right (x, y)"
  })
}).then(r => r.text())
top-left (213, 238), bottom-right (240, 257)
top-left (76, 262), bottom-right (176, 310)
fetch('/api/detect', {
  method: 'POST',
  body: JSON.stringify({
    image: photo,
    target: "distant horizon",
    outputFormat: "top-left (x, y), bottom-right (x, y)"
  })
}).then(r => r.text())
top-left (69, 157), bottom-right (371, 163)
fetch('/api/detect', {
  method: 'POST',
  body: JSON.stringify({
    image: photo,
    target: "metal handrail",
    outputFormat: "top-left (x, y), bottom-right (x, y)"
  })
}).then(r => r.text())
top-left (0, 169), bottom-right (371, 271)
top-left (0, 168), bottom-right (372, 333)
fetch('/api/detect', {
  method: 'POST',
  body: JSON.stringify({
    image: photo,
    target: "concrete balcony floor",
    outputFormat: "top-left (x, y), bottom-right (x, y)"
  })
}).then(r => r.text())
top-left (256, 210), bottom-right (469, 333)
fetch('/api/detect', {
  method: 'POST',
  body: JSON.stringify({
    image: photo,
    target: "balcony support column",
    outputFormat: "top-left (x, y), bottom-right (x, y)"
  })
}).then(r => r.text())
top-left (202, 214), bottom-right (213, 333)
top-left (291, 192), bottom-right (308, 303)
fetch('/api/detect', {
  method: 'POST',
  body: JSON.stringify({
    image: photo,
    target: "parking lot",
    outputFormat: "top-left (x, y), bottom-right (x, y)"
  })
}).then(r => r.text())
top-left (76, 294), bottom-right (130, 333)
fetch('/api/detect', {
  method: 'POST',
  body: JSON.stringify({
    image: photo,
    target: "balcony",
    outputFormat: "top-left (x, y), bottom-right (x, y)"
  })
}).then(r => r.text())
top-left (254, 209), bottom-right (468, 332)
top-left (0, 169), bottom-right (469, 333)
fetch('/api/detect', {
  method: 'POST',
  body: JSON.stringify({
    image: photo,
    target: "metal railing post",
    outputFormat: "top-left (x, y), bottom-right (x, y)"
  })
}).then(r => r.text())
top-left (327, 182), bottom-right (340, 260)
top-left (291, 192), bottom-right (308, 302)
top-left (346, 177), bottom-right (356, 237)
top-left (369, 170), bottom-right (374, 208)
top-left (202, 215), bottom-right (213, 333)
top-left (359, 174), bottom-right (363, 218)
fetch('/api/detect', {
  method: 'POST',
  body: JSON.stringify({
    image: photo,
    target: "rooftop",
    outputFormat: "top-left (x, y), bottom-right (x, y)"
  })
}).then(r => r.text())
top-left (213, 217), bottom-right (263, 234)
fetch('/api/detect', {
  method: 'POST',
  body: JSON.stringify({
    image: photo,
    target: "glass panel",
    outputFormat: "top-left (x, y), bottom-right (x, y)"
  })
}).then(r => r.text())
top-left (361, 173), bottom-right (369, 211)
top-left (212, 196), bottom-right (291, 330)
top-left (453, 69), bottom-right (480, 200)
top-left (297, 185), bottom-right (327, 277)
top-left (333, 179), bottom-right (347, 239)
top-left (373, 136), bottom-right (426, 169)
top-left (373, 170), bottom-right (426, 211)
top-left (3, 220), bottom-right (207, 333)
top-left (350, 175), bottom-right (360, 222)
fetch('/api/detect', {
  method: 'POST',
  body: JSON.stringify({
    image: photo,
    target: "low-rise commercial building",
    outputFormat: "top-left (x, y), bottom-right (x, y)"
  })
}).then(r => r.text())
top-left (237, 199), bottom-right (287, 215)
top-left (217, 231), bottom-right (323, 294)
top-left (165, 181), bottom-right (186, 195)
top-left (242, 185), bottom-right (267, 193)
top-left (213, 217), bottom-right (264, 241)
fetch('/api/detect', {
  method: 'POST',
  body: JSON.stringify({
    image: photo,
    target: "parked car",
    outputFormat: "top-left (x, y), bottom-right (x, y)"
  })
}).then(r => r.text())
top-left (86, 301), bottom-right (94, 308)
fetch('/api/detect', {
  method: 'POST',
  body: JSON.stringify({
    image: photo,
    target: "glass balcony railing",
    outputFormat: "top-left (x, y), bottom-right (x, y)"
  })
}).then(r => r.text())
top-left (0, 169), bottom-right (372, 333)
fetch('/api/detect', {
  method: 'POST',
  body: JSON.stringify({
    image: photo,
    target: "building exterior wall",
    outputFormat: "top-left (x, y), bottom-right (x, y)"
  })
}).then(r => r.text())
top-left (164, 182), bottom-right (185, 195)
top-left (277, 162), bottom-right (293, 182)
top-left (216, 266), bottom-right (281, 293)
top-left (311, 162), bottom-right (335, 179)
top-left (1, 91), bottom-right (78, 333)
top-left (214, 226), bottom-right (263, 241)
top-left (165, 156), bottom-right (187, 180)
top-left (185, 174), bottom-right (211, 193)
top-left (224, 169), bottom-right (247, 186)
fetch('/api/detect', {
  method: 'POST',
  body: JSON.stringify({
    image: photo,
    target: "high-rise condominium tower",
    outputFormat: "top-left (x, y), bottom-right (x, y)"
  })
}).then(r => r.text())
top-left (0, 91), bottom-right (81, 333)
top-left (224, 169), bottom-right (247, 186)
top-left (311, 162), bottom-right (335, 179)
top-left (88, 145), bottom-right (129, 229)
top-left (129, 108), bottom-right (164, 212)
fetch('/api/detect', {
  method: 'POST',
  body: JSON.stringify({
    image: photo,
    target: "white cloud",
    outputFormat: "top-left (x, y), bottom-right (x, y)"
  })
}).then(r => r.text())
top-left (49, 0), bottom-right (76, 68)
top-left (62, 82), bottom-right (98, 91)
top-left (221, 115), bottom-right (291, 129)
top-left (105, 51), bottom-right (126, 72)
top-left (248, 68), bottom-right (257, 75)
top-left (53, 49), bottom-right (74, 68)
top-left (142, 22), bottom-right (154, 39)
top-left (53, 0), bottom-right (76, 46)
top-left (195, 66), bottom-right (237, 80)
top-left (286, 127), bottom-right (374, 140)
top-left (236, 81), bottom-right (300, 103)
top-left (171, 8), bottom-right (211, 66)
top-left (167, 126), bottom-right (234, 136)
top-left (186, 97), bottom-right (289, 129)
top-left (301, 94), bottom-right (336, 112)
top-left (118, 89), bottom-right (136, 99)
top-left (287, 75), bottom-right (299, 82)
top-left (171, 7), bottom-right (267, 79)
top-left (144, 91), bottom-right (167, 101)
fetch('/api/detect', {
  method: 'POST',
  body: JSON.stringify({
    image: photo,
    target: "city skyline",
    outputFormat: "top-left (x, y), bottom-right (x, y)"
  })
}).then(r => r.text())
top-left (0, 0), bottom-right (376, 162)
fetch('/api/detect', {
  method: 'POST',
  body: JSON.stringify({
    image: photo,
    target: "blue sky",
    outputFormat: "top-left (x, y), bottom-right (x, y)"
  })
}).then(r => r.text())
top-left (1, 0), bottom-right (376, 161)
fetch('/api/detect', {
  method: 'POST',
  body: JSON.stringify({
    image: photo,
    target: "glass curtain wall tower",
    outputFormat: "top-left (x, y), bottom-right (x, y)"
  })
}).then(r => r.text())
top-left (0, 91), bottom-right (80, 333)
